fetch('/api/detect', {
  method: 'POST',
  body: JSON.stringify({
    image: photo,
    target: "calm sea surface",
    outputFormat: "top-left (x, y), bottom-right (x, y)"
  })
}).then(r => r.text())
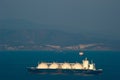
top-left (0, 51), bottom-right (120, 80)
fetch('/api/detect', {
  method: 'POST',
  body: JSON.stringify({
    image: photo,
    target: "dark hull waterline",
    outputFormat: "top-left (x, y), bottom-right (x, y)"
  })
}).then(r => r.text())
top-left (27, 67), bottom-right (102, 75)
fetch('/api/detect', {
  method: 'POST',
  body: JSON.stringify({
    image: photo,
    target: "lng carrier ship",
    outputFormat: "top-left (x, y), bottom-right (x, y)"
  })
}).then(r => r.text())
top-left (27, 56), bottom-right (103, 75)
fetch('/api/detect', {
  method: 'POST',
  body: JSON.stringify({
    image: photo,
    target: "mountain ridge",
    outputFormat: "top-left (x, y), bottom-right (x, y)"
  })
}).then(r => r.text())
top-left (0, 19), bottom-right (119, 50)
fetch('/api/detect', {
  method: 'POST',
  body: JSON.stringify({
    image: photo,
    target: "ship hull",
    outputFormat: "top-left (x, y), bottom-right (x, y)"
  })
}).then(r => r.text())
top-left (27, 67), bottom-right (102, 75)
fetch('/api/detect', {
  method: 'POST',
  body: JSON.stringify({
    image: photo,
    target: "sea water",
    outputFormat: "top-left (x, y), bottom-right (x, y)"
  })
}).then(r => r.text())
top-left (0, 51), bottom-right (120, 80)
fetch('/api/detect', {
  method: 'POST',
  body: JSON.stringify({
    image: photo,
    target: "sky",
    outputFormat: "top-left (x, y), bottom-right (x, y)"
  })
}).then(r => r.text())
top-left (0, 0), bottom-right (120, 38)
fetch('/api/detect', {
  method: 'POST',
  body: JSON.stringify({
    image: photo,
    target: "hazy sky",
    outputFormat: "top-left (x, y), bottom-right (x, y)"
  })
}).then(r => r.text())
top-left (0, 0), bottom-right (120, 37)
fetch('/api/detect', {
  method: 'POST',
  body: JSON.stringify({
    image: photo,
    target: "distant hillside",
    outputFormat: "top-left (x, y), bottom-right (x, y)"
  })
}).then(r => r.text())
top-left (0, 28), bottom-right (88, 45)
top-left (0, 19), bottom-right (120, 50)
top-left (0, 28), bottom-right (119, 50)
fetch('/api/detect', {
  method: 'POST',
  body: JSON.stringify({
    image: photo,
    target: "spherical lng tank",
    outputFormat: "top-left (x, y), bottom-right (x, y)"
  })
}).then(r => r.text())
top-left (49, 63), bottom-right (59, 69)
top-left (61, 63), bottom-right (71, 69)
top-left (37, 63), bottom-right (48, 69)
top-left (72, 63), bottom-right (83, 69)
